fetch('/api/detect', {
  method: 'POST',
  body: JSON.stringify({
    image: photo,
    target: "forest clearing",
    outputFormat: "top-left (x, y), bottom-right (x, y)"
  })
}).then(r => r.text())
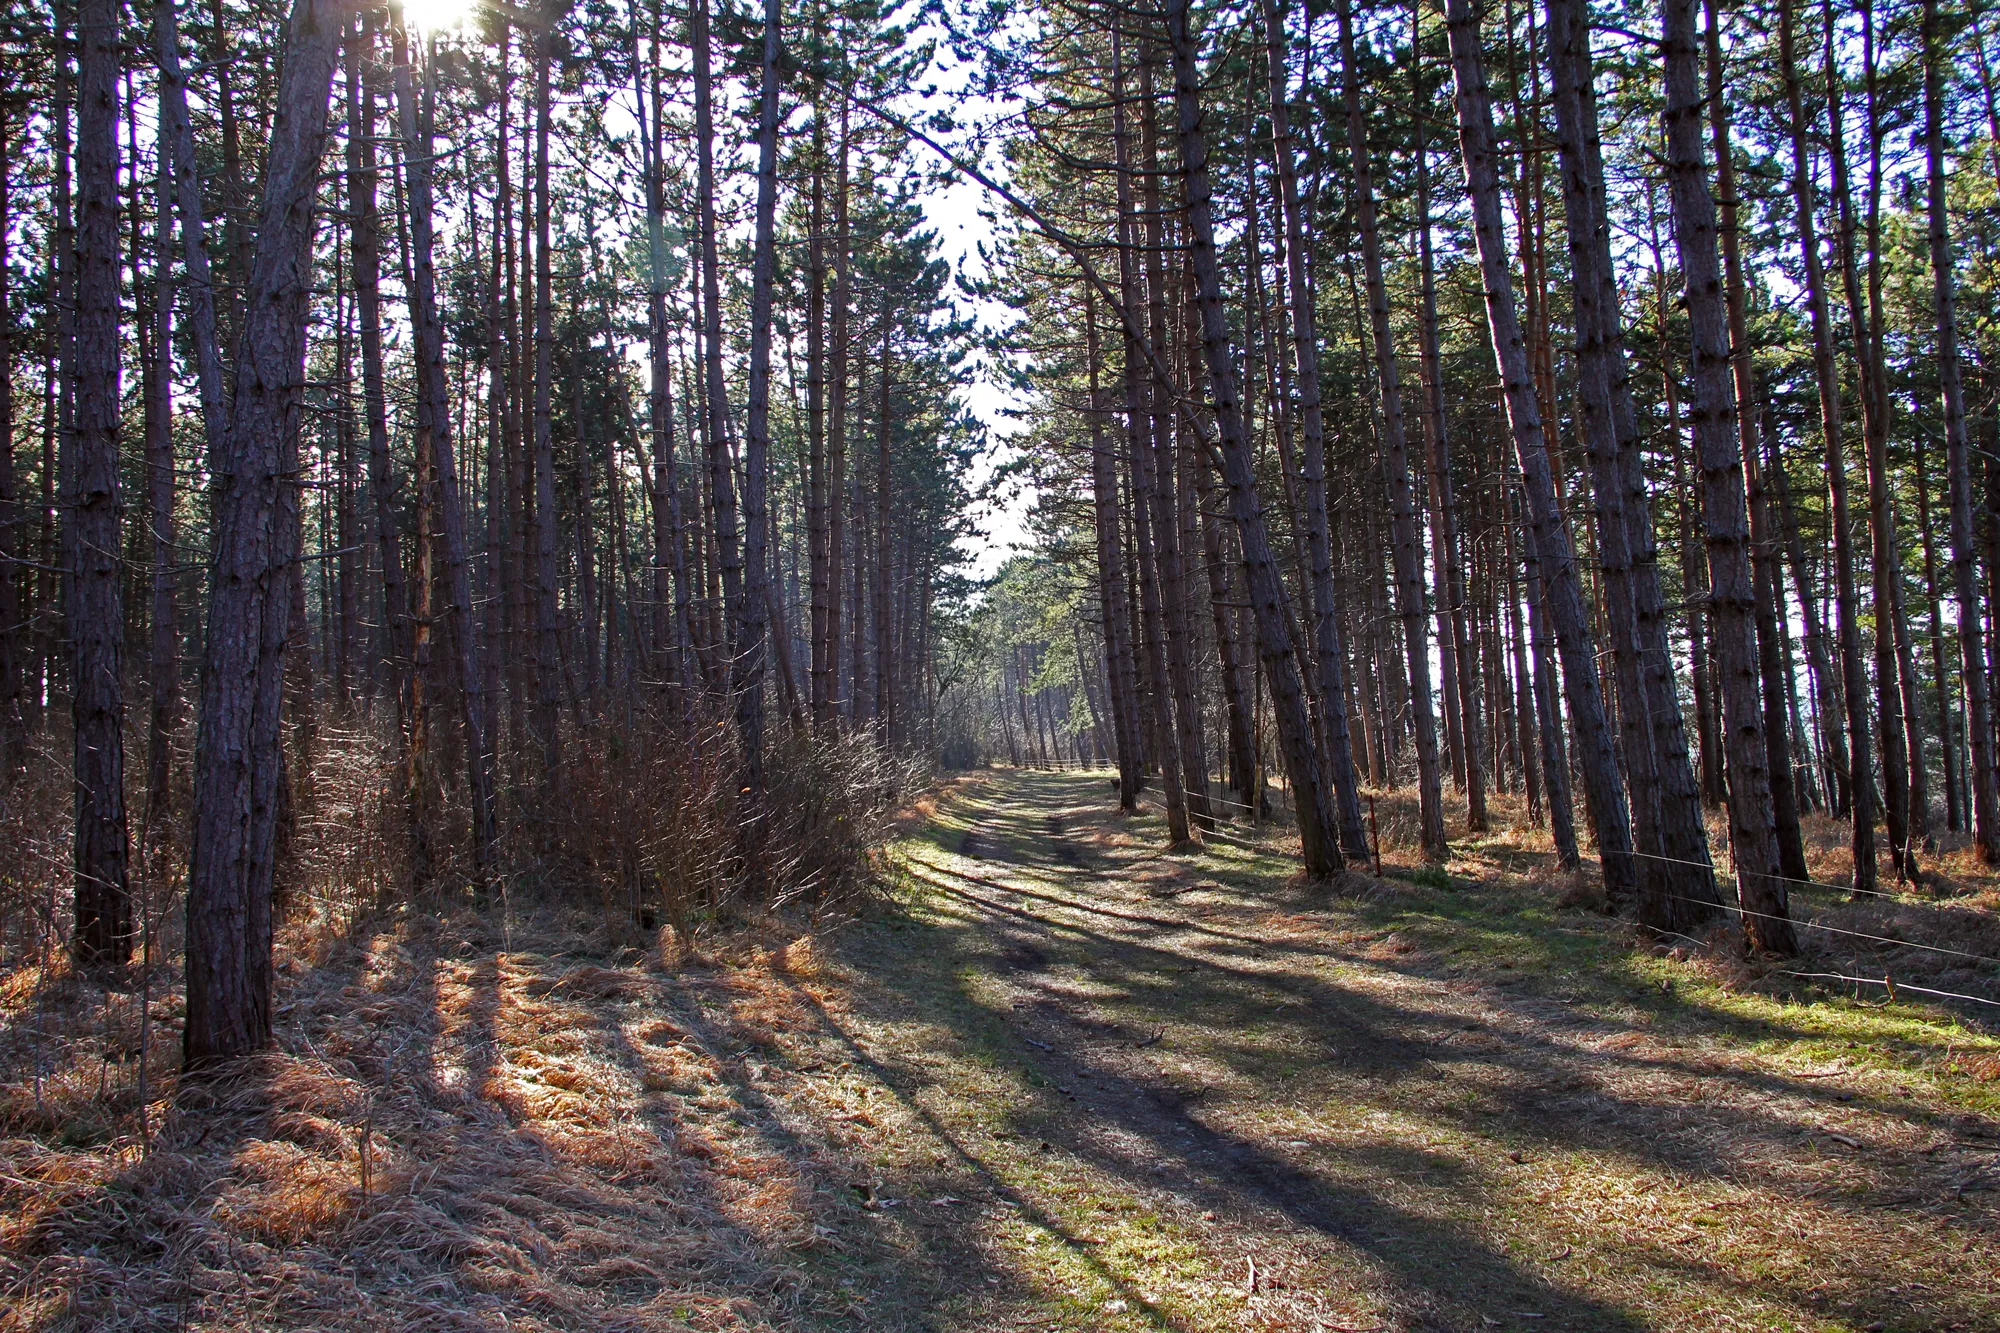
top-left (5, 771), bottom-right (1999, 1331)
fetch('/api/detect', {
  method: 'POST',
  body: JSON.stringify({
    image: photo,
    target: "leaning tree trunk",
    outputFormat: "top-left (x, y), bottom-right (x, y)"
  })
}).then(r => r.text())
top-left (1335, 0), bottom-right (1447, 861)
top-left (1546, 0), bottom-right (1721, 929)
top-left (1445, 0), bottom-right (1636, 903)
top-left (186, 0), bottom-right (343, 1066)
top-left (1662, 0), bottom-right (1794, 954)
top-left (71, 0), bottom-right (131, 967)
top-left (1923, 0), bottom-right (1999, 863)
top-left (1165, 0), bottom-right (1341, 877)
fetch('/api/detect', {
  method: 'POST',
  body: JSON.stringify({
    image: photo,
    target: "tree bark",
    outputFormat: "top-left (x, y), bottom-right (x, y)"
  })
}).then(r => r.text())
top-left (0, 107), bottom-right (19, 778)
top-left (1137, 58), bottom-right (1213, 832)
top-left (1112, 34), bottom-right (1190, 846)
top-left (1335, 0), bottom-right (1446, 860)
top-left (1662, 0), bottom-right (1794, 953)
top-left (1255, 0), bottom-right (1367, 859)
top-left (186, 0), bottom-right (343, 1066)
top-left (693, 0), bottom-right (745, 722)
top-left (1923, 0), bottom-right (1999, 863)
top-left (390, 7), bottom-right (497, 881)
top-left (1546, 0), bottom-right (1720, 926)
top-left (1446, 0), bottom-right (1635, 901)
top-left (145, 111), bottom-right (179, 841)
top-left (1780, 0), bottom-right (1875, 891)
top-left (1703, 0), bottom-right (1808, 887)
top-left (1823, 0), bottom-right (1912, 874)
top-left (1087, 296), bottom-right (1143, 811)
top-left (530, 15), bottom-right (563, 781)
top-left (72, 0), bottom-right (131, 967)
top-left (738, 0), bottom-right (780, 835)
top-left (1165, 0), bottom-right (1340, 876)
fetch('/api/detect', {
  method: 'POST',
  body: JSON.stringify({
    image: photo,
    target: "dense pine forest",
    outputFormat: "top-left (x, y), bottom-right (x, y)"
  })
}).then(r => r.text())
top-left (2, 0), bottom-right (2000, 1324)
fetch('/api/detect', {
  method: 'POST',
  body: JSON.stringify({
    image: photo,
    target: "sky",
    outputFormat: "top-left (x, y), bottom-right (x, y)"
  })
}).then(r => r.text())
top-left (900, 11), bottom-right (1040, 583)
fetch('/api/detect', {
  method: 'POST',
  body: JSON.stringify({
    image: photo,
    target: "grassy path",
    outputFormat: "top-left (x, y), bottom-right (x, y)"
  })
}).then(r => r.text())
top-left (10, 768), bottom-right (1998, 1332)
top-left (800, 769), bottom-right (1999, 1332)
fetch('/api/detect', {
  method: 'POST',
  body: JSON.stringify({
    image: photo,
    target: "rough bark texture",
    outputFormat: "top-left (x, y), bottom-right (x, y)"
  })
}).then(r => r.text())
top-left (1662, 0), bottom-right (1794, 954)
top-left (1924, 0), bottom-right (1999, 863)
top-left (1166, 0), bottom-right (1340, 876)
top-left (1779, 0), bottom-right (1875, 892)
top-left (71, 0), bottom-right (130, 967)
top-left (1545, 0), bottom-right (1720, 927)
top-left (1257, 0), bottom-right (1367, 859)
top-left (1336, 0), bottom-right (1446, 860)
top-left (1446, 0), bottom-right (1634, 901)
top-left (186, 0), bottom-right (342, 1066)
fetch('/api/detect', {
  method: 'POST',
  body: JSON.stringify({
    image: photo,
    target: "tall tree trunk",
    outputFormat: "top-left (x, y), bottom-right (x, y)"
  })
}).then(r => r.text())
top-left (145, 116), bottom-right (179, 841)
top-left (1137, 59), bottom-right (1213, 832)
top-left (1335, 0), bottom-right (1446, 860)
top-left (1912, 429), bottom-right (1961, 833)
top-left (1703, 0), bottom-right (1809, 887)
top-left (1780, 0), bottom-right (1875, 890)
top-left (873, 326), bottom-right (894, 743)
top-left (0, 107), bottom-right (19, 777)
top-left (71, 0), bottom-right (131, 966)
top-left (1823, 0), bottom-right (1911, 875)
top-left (1522, 514), bottom-right (1580, 869)
top-left (1923, 0), bottom-right (1999, 863)
top-left (346, 18), bottom-right (412, 753)
top-left (530, 17), bottom-right (562, 783)
top-left (186, 0), bottom-right (343, 1067)
top-left (1547, 0), bottom-right (1720, 926)
top-left (390, 8), bottom-right (497, 881)
top-left (631, 3), bottom-right (680, 706)
top-left (1662, 0), bottom-right (1794, 953)
top-left (737, 0), bottom-right (780, 837)
top-left (806, 73), bottom-right (831, 734)
top-left (828, 91), bottom-right (850, 724)
top-left (1255, 0), bottom-right (1367, 859)
top-left (1165, 0), bottom-right (1341, 876)
top-left (1112, 35), bottom-right (1191, 845)
top-left (1087, 297), bottom-right (1143, 811)
top-left (1410, 17), bottom-right (1486, 832)
top-left (1446, 0), bottom-right (1636, 902)
top-left (692, 0), bottom-right (744, 723)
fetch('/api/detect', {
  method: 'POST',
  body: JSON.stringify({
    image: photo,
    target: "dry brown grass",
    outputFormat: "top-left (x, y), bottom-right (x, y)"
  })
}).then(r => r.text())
top-left (0, 897), bottom-right (924, 1332)
top-left (0, 707), bottom-right (930, 1332)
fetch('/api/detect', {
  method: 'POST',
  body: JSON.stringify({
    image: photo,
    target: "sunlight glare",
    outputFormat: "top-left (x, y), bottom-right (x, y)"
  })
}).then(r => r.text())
top-left (400, 0), bottom-right (475, 33)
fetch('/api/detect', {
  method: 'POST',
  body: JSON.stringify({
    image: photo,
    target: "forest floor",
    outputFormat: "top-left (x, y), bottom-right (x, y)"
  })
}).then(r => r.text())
top-left (5, 768), bottom-right (2000, 1332)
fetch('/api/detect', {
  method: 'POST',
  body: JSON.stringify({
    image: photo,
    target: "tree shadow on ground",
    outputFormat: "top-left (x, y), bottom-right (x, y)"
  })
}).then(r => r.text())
top-left (817, 769), bottom-right (1998, 1332)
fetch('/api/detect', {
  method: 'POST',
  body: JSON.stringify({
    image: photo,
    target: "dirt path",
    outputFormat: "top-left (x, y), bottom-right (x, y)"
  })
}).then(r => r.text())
top-left (10, 770), bottom-right (1997, 1332)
